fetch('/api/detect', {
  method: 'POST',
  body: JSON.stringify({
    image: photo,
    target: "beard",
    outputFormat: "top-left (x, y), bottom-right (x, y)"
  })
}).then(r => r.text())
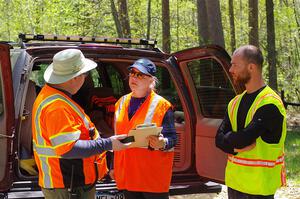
top-left (233, 70), bottom-right (251, 86)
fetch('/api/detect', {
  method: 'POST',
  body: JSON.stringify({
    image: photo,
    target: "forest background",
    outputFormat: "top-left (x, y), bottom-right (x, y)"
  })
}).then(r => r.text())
top-left (0, 0), bottom-right (299, 105)
top-left (1, 0), bottom-right (299, 196)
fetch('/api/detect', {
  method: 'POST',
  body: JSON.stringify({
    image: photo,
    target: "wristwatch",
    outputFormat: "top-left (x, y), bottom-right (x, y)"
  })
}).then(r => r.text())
top-left (159, 138), bottom-right (168, 151)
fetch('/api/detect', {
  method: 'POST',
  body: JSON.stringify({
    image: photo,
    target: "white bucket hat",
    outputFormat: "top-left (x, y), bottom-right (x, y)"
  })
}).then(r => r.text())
top-left (44, 49), bottom-right (97, 84)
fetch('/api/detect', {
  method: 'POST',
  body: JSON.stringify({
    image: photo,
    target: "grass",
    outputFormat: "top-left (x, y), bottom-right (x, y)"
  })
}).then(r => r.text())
top-left (285, 129), bottom-right (300, 184)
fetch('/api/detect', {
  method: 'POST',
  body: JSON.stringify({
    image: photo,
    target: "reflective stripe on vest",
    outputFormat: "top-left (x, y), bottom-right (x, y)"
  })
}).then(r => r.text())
top-left (33, 141), bottom-right (57, 157)
top-left (230, 95), bottom-right (241, 121)
top-left (249, 93), bottom-right (284, 119)
top-left (34, 94), bottom-right (90, 188)
top-left (114, 94), bottom-right (128, 131)
top-left (228, 154), bottom-right (284, 168)
top-left (50, 130), bottom-right (81, 148)
top-left (144, 95), bottom-right (162, 124)
top-left (228, 91), bottom-right (246, 130)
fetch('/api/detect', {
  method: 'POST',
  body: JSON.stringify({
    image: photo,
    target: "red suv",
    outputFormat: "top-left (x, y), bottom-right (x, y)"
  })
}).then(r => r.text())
top-left (0, 34), bottom-right (242, 198)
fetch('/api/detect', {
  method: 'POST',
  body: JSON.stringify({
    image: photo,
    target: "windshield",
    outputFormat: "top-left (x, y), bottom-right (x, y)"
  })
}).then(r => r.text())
top-left (10, 50), bottom-right (22, 70)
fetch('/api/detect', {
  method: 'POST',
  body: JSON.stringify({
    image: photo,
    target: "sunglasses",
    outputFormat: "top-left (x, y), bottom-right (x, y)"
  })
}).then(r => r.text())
top-left (129, 71), bottom-right (150, 80)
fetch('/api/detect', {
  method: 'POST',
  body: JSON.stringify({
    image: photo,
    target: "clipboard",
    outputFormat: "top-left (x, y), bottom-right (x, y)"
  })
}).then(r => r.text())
top-left (128, 123), bottom-right (162, 148)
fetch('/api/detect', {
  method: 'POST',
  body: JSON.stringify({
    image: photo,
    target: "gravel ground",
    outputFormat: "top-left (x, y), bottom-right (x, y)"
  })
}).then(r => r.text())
top-left (170, 181), bottom-right (300, 199)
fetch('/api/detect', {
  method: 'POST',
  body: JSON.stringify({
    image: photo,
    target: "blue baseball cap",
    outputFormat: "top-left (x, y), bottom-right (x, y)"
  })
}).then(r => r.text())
top-left (128, 58), bottom-right (156, 76)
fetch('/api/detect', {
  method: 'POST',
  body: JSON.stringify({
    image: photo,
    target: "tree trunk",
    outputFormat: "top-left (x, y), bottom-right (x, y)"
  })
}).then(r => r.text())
top-left (292, 0), bottom-right (300, 34)
top-left (249, 0), bottom-right (259, 47)
top-left (162, 0), bottom-right (171, 53)
top-left (111, 0), bottom-right (123, 38)
top-left (147, 0), bottom-right (151, 39)
top-left (266, 0), bottom-right (278, 90)
top-left (118, 0), bottom-right (131, 38)
top-left (205, 0), bottom-right (225, 48)
top-left (162, 0), bottom-right (171, 89)
top-left (197, 0), bottom-right (209, 45)
top-left (176, 0), bottom-right (179, 50)
top-left (229, 0), bottom-right (236, 52)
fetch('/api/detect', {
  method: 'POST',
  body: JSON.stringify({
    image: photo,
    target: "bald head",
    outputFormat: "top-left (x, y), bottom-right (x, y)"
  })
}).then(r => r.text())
top-left (233, 45), bottom-right (264, 70)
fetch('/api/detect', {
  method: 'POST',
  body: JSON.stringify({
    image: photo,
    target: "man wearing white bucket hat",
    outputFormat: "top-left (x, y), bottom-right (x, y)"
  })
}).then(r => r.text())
top-left (32, 49), bottom-right (128, 199)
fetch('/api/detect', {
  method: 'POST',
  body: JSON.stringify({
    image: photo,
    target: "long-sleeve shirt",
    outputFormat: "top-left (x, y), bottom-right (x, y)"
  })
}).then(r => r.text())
top-left (215, 86), bottom-right (284, 154)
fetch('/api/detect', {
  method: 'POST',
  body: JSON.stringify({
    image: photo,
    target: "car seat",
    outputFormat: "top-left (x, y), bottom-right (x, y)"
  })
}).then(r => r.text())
top-left (19, 80), bottom-right (38, 175)
top-left (88, 87), bottom-right (117, 138)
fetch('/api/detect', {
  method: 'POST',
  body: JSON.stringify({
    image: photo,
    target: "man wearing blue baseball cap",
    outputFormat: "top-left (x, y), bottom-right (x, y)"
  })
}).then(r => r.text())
top-left (111, 58), bottom-right (177, 199)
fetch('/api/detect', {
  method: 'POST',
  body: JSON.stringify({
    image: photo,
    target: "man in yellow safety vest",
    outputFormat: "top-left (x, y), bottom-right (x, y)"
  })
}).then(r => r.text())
top-left (215, 45), bottom-right (286, 199)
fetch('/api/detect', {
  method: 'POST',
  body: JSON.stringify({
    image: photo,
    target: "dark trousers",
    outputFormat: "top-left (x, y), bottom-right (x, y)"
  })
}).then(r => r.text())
top-left (228, 187), bottom-right (274, 199)
top-left (42, 185), bottom-right (95, 199)
top-left (123, 190), bottom-right (169, 199)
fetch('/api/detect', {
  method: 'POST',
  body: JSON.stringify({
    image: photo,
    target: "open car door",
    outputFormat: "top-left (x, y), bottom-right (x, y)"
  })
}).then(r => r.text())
top-left (0, 43), bottom-right (15, 192)
top-left (171, 45), bottom-right (238, 183)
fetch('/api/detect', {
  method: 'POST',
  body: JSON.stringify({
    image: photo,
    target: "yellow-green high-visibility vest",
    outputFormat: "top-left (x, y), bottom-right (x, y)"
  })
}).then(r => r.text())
top-left (225, 86), bottom-right (287, 195)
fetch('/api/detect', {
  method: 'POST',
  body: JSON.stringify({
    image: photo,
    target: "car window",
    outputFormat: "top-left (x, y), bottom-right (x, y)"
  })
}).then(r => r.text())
top-left (30, 63), bottom-right (48, 87)
top-left (10, 51), bottom-right (22, 70)
top-left (156, 67), bottom-right (183, 110)
top-left (90, 68), bottom-right (102, 87)
top-left (106, 66), bottom-right (125, 97)
top-left (91, 64), bottom-right (125, 97)
top-left (188, 58), bottom-right (235, 118)
top-left (156, 67), bottom-right (184, 123)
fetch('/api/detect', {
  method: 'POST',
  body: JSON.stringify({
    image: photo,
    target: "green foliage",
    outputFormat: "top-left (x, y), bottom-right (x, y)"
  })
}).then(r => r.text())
top-left (285, 129), bottom-right (300, 183)
top-left (29, 63), bottom-right (48, 87)
top-left (0, 0), bottom-right (299, 102)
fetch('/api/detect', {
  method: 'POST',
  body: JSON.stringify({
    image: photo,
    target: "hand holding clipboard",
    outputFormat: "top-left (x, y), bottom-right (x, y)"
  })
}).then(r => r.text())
top-left (126, 123), bottom-right (162, 148)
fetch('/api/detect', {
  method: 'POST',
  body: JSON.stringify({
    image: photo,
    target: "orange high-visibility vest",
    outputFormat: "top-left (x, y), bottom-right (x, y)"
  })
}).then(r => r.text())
top-left (114, 91), bottom-right (174, 193)
top-left (32, 84), bottom-right (107, 188)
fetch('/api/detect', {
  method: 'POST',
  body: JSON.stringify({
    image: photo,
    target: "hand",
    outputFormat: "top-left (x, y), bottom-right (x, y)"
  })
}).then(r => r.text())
top-left (109, 169), bottom-right (115, 180)
top-left (234, 142), bottom-right (256, 153)
top-left (110, 134), bottom-right (130, 151)
top-left (147, 134), bottom-right (166, 150)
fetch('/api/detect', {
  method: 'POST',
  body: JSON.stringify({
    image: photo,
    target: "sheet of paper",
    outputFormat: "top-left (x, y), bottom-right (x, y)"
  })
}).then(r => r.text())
top-left (128, 125), bottom-right (163, 148)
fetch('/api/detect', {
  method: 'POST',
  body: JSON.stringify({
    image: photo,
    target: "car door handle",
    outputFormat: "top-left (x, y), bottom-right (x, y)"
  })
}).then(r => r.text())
top-left (22, 109), bottom-right (30, 120)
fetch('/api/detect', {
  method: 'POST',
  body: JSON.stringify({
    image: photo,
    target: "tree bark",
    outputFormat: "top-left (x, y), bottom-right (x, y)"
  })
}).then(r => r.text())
top-left (118, 0), bottom-right (131, 38)
top-left (146, 0), bottom-right (151, 39)
top-left (162, 0), bottom-right (171, 89)
top-left (176, 0), bottom-right (179, 50)
top-left (229, 0), bottom-right (236, 52)
top-left (266, 0), bottom-right (278, 90)
top-left (205, 0), bottom-right (225, 48)
top-left (292, 0), bottom-right (300, 34)
top-left (162, 0), bottom-right (171, 53)
top-left (197, 0), bottom-right (209, 45)
top-left (111, 0), bottom-right (123, 38)
top-left (249, 0), bottom-right (259, 47)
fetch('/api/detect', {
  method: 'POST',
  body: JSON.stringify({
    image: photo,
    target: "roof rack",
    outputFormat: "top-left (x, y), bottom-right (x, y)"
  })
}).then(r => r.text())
top-left (18, 33), bottom-right (157, 48)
